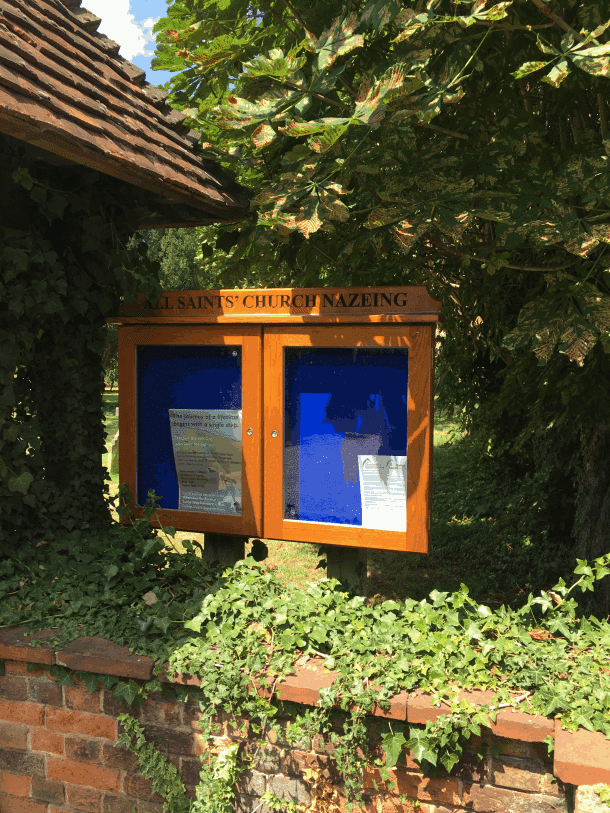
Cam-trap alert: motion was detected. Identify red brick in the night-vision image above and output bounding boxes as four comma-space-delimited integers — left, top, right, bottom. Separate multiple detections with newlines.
46, 706, 116, 739
372, 690, 409, 721
136, 802, 164, 813
102, 792, 138, 813
141, 723, 196, 756
554, 723, 610, 785
181, 757, 203, 786
65, 735, 103, 763
0, 698, 44, 725
407, 690, 496, 725
275, 662, 338, 705
31, 776, 66, 804
0, 794, 48, 813
29, 679, 63, 706
101, 741, 138, 772
102, 691, 142, 719
0, 676, 27, 701
0, 627, 56, 665
0, 748, 45, 776
32, 727, 64, 754
65, 685, 102, 713
0, 721, 28, 749
123, 773, 165, 803
463, 783, 565, 811
47, 756, 120, 791
381, 798, 420, 813
491, 708, 554, 742
140, 695, 183, 726
56, 636, 154, 680
363, 766, 461, 807
491, 755, 544, 792
0, 770, 31, 796
4, 661, 46, 677
66, 782, 102, 812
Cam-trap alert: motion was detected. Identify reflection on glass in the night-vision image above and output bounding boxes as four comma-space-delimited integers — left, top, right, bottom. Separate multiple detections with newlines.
283, 347, 409, 529
137, 345, 241, 514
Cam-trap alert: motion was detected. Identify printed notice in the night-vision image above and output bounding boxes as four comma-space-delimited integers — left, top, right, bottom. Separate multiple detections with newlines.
358, 455, 407, 531
169, 409, 242, 515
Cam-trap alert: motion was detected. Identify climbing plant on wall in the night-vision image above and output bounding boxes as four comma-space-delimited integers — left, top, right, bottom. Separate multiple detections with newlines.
0, 133, 162, 548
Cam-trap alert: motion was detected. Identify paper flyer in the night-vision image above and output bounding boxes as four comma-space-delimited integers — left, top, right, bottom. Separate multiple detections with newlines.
169, 408, 242, 515
358, 455, 407, 531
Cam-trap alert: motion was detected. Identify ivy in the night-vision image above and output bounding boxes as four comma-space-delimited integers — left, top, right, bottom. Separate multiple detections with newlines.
0, 132, 162, 549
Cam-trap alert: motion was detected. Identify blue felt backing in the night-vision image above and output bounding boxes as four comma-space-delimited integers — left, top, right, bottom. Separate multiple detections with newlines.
283, 347, 409, 525
136, 345, 241, 508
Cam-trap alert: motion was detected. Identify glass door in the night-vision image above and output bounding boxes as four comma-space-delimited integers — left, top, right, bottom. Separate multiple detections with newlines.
118, 325, 262, 536
263, 326, 433, 552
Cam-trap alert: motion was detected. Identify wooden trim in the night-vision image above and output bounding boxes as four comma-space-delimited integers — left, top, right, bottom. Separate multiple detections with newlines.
262, 326, 432, 553
110, 286, 443, 325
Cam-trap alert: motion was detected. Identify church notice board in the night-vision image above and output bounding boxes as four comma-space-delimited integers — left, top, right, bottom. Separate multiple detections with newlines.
110, 286, 442, 553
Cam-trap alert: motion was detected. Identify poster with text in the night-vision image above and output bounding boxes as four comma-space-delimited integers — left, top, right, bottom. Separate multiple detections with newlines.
169, 409, 242, 515
358, 455, 407, 531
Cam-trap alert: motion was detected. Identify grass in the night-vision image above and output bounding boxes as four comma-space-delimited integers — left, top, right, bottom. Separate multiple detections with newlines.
103, 394, 560, 607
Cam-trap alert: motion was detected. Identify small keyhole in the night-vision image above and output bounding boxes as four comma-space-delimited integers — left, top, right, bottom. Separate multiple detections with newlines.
271, 430, 278, 438
247, 428, 253, 436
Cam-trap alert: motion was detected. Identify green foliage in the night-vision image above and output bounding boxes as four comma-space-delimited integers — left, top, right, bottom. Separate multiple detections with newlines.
162, 553, 610, 800
154, 0, 610, 586
117, 714, 190, 813
0, 133, 162, 547
0, 489, 220, 660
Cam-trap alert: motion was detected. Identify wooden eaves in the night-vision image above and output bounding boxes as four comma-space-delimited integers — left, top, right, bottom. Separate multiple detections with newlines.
0, 0, 251, 229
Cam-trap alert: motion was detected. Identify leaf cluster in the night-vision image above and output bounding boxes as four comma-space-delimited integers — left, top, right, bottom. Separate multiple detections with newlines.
165, 552, 610, 793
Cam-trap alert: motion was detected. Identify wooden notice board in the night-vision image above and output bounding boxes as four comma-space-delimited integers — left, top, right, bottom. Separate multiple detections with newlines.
110, 287, 442, 553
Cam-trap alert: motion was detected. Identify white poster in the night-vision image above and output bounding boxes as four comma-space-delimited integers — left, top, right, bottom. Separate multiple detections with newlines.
169, 409, 242, 515
358, 455, 407, 531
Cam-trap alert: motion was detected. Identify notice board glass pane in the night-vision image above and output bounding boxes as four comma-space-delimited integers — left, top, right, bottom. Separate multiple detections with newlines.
137, 345, 242, 514
283, 347, 409, 529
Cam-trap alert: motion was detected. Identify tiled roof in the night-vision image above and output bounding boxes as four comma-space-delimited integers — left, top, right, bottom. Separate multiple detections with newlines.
0, 0, 251, 227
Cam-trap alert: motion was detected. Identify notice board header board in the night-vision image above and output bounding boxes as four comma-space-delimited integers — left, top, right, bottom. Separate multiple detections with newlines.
112, 285, 442, 325
113, 287, 442, 553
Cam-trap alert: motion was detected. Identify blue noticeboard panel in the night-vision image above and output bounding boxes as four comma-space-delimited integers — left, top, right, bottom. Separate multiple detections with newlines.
137, 345, 241, 508
283, 347, 409, 526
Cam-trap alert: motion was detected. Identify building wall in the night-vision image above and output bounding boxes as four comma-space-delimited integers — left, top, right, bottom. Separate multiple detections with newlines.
0, 632, 607, 813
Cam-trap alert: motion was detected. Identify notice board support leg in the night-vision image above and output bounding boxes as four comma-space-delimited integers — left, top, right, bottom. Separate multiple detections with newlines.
326, 546, 367, 597
203, 533, 246, 568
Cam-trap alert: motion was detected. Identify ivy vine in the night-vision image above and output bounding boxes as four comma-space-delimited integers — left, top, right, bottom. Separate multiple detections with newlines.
0, 132, 162, 548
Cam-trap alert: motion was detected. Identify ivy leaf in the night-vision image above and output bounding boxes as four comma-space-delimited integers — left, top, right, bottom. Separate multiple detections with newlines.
381, 730, 407, 768
113, 680, 141, 705
7, 472, 34, 495
104, 564, 120, 580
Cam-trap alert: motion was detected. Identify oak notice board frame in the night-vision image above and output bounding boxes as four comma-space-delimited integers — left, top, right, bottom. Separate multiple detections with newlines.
111, 286, 442, 553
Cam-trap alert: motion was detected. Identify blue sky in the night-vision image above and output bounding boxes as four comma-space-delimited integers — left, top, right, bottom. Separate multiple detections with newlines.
84, 0, 174, 86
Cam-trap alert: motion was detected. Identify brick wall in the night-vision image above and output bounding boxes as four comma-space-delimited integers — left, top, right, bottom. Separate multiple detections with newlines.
0, 628, 608, 813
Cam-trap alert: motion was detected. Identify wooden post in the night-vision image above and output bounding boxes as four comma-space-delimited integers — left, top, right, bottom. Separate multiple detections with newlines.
203, 533, 246, 567
326, 546, 367, 597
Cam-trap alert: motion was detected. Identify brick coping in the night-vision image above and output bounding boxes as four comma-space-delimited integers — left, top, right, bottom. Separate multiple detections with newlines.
1, 625, 608, 785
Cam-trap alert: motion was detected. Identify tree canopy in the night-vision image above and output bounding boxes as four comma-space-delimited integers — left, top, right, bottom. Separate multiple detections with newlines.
153, 0, 610, 596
